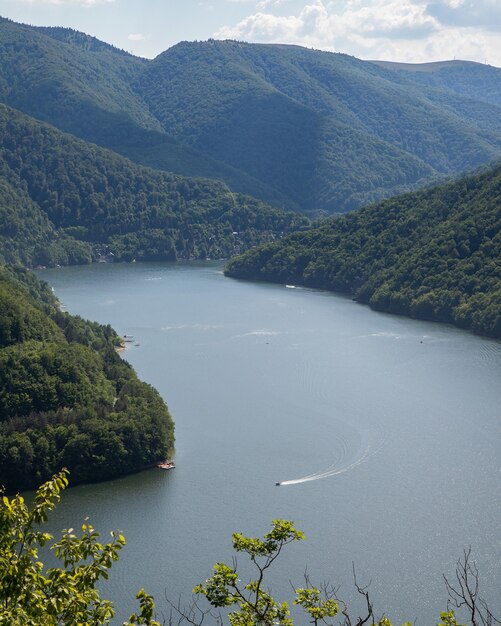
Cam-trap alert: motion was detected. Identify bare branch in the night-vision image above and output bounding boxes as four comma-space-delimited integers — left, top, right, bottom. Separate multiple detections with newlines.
444, 548, 500, 626
162, 593, 223, 626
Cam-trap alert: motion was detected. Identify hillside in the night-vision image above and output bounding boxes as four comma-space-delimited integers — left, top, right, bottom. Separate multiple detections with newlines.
372, 60, 501, 107
225, 164, 501, 338
0, 264, 175, 490
2, 18, 501, 214
0, 104, 307, 267
0, 18, 289, 209
137, 40, 501, 213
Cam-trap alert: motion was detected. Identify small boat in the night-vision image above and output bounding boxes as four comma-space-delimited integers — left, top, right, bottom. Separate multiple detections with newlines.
158, 460, 175, 470
275, 482, 281, 486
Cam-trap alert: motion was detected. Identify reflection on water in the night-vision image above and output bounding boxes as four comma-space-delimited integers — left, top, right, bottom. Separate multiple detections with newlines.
40, 262, 501, 625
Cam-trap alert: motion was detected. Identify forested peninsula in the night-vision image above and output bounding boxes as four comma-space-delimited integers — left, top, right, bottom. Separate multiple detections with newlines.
225, 164, 501, 338
0, 265, 174, 491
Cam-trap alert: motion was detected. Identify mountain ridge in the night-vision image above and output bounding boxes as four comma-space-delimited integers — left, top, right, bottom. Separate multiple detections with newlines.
2, 18, 501, 214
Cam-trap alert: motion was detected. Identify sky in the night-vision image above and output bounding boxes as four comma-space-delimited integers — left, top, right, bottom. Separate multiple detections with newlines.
0, 0, 500, 66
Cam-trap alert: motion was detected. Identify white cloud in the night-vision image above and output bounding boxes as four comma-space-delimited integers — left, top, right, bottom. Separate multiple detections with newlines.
216, 0, 437, 45
20, 0, 114, 5
128, 33, 147, 41
214, 0, 501, 66
426, 0, 501, 31
257, 0, 291, 8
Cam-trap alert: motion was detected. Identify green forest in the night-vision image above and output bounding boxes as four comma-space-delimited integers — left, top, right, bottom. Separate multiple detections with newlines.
2, 17, 501, 214
0, 264, 174, 491
0, 15, 499, 624
0, 104, 307, 268
225, 164, 501, 338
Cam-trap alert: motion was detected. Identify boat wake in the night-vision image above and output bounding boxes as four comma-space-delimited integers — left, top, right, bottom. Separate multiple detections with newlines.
276, 431, 387, 486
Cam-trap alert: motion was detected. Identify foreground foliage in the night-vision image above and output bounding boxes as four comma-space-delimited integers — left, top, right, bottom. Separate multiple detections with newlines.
187, 519, 495, 626
226, 164, 501, 338
2, 473, 497, 626
0, 470, 159, 625
0, 265, 174, 490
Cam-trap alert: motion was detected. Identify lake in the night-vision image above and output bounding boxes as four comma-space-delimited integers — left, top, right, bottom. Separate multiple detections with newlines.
39, 261, 501, 625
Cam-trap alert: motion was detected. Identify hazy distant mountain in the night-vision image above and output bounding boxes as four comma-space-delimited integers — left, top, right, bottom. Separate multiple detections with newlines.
1, 17, 501, 214
226, 163, 501, 338
371, 60, 501, 107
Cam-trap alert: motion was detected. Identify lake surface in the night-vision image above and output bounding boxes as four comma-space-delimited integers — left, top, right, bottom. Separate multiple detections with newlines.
40, 261, 501, 625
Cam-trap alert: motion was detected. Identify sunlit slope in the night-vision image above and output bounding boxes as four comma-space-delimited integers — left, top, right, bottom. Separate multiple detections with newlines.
2, 18, 501, 214
0, 18, 288, 207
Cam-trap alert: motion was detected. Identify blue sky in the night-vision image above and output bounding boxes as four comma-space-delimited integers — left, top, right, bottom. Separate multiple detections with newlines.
0, 0, 500, 66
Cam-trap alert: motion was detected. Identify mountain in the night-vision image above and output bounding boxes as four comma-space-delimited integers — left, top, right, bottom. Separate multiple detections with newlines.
0, 18, 290, 209
137, 41, 501, 213
0, 264, 175, 490
371, 60, 501, 108
0, 104, 307, 267
2, 17, 501, 215
225, 164, 501, 338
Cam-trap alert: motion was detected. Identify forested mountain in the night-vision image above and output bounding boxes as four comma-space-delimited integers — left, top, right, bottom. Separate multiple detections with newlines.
0, 18, 291, 209
0, 265, 175, 490
372, 60, 501, 107
2, 17, 501, 214
225, 164, 501, 338
140, 41, 501, 213
0, 104, 307, 267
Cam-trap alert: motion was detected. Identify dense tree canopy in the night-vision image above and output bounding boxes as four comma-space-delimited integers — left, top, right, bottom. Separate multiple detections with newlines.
0, 265, 174, 491
226, 164, 501, 338
138, 40, 501, 213
0, 104, 307, 268
2, 18, 501, 214
0, 17, 292, 209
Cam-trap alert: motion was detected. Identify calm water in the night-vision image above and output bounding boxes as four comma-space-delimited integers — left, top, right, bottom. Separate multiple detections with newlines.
39, 262, 501, 624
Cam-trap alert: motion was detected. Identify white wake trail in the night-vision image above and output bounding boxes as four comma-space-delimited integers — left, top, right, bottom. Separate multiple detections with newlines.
276, 431, 387, 486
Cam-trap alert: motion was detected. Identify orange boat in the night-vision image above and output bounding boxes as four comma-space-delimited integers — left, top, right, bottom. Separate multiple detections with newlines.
158, 460, 175, 470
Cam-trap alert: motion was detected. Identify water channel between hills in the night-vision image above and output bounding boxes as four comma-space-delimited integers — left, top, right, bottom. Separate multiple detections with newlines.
39, 261, 501, 625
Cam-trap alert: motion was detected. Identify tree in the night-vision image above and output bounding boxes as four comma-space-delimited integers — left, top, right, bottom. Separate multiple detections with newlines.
1, 472, 497, 626
193, 519, 408, 626
0, 469, 159, 626
191, 520, 500, 626
444, 548, 501, 626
